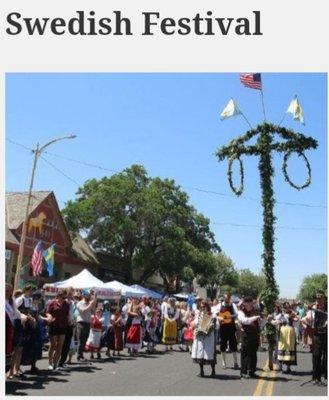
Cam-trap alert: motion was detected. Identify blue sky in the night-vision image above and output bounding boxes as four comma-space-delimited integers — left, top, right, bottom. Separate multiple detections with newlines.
5, 73, 327, 298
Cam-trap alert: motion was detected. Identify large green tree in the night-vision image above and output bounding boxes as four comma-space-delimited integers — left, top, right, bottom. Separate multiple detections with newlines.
297, 273, 327, 303
63, 165, 220, 288
198, 252, 239, 294
235, 268, 266, 299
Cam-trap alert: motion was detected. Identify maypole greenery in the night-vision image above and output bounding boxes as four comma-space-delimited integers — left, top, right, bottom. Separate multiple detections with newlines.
216, 122, 318, 312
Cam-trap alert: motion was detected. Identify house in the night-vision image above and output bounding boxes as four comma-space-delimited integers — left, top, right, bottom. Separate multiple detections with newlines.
5, 191, 99, 287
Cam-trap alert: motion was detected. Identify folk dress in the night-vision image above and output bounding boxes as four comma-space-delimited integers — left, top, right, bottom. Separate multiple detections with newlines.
191, 312, 216, 365
109, 314, 124, 351
85, 315, 103, 352
277, 316, 297, 366
126, 308, 143, 351
162, 306, 180, 345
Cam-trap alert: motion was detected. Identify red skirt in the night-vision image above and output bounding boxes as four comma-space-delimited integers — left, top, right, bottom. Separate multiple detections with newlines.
126, 324, 141, 344
184, 327, 194, 342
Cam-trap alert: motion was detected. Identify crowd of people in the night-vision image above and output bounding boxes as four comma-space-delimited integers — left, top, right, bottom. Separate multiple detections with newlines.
5, 282, 327, 387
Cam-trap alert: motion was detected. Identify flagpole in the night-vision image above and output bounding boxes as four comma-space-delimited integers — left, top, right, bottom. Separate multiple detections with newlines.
240, 111, 253, 130
260, 89, 266, 122
278, 113, 286, 127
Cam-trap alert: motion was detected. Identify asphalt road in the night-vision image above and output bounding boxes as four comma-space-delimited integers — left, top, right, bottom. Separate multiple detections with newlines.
6, 344, 327, 396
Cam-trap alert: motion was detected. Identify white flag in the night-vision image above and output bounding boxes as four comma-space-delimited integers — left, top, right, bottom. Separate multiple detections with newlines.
286, 96, 305, 125
220, 98, 241, 120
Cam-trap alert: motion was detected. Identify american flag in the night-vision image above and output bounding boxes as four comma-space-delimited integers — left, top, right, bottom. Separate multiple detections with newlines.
31, 240, 44, 276
239, 73, 262, 90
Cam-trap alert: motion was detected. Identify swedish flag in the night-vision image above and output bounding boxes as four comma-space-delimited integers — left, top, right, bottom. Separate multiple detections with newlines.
43, 244, 55, 277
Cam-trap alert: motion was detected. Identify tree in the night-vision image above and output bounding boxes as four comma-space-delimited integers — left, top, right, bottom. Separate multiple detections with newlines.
197, 252, 239, 296
297, 273, 327, 303
235, 268, 266, 299
216, 122, 318, 312
63, 165, 220, 287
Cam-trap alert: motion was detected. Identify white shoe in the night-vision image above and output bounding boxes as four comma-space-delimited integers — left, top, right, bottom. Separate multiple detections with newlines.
48, 365, 54, 371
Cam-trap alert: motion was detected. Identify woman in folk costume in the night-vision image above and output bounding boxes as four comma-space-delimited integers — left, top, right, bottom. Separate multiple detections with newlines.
277, 307, 298, 373
85, 308, 104, 359
126, 298, 143, 356
191, 301, 217, 377
162, 297, 180, 351
109, 307, 124, 356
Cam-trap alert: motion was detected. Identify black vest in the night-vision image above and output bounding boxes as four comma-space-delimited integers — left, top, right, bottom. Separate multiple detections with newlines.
241, 309, 260, 334
314, 309, 327, 335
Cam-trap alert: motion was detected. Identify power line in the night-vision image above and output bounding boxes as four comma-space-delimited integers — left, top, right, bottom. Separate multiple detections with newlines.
39, 155, 82, 187
6, 141, 325, 232
6, 137, 327, 209
6, 138, 33, 152
44, 150, 119, 174
211, 221, 326, 231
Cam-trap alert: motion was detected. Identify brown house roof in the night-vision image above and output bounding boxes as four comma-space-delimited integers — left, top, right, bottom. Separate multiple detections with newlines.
5, 217, 20, 245
6, 191, 52, 230
5, 191, 99, 266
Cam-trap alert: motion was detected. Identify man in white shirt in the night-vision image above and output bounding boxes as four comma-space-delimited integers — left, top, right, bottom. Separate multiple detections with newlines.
15, 285, 33, 313
238, 296, 261, 379
76, 290, 96, 362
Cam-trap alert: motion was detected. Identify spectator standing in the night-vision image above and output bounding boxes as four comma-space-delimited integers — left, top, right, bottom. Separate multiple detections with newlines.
46, 289, 70, 371
76, 290, 97, 362
59, 287, 75, 369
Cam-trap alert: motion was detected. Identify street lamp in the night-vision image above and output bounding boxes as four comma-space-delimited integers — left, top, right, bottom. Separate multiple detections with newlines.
13, 134, 77, 290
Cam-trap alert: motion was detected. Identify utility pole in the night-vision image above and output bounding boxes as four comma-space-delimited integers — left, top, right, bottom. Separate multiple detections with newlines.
13, 134, 76, 290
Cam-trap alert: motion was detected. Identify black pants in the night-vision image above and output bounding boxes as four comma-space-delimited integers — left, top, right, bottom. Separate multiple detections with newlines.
59, 325, 74, 365
76, 322, 90, 359
312, 333, 327, 381
267, 339, 276, 368
220, 325, 237, 352
240, 331, 259, 375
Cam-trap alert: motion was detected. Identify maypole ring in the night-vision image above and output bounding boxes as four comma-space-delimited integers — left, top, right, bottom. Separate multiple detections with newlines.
228, 156, 244, 196
282, 150, 311, 190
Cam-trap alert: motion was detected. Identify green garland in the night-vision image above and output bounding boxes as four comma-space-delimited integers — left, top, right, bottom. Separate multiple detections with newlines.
228, 156, 244, 196
282, 150, 311, 190
216, 122, 318, 313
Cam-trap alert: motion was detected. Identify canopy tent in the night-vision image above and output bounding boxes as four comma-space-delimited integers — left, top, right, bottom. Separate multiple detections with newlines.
104, 280, 145, 298
43, 269, 121, 300
130, 284, 162, 299
173, 293, 191, 299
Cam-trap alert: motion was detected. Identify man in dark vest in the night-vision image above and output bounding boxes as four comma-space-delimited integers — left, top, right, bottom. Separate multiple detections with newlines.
237, 296, 261, 379
312, 291, 327, 385
217, 293, 239, 369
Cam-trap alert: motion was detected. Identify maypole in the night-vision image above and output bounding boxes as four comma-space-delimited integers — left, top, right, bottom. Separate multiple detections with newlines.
217, 74, 318, 312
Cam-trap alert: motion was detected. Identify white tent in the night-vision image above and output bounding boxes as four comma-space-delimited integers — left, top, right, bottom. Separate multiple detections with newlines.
104, 280, 145, 298
130, 284, 162, 299
43, 269, 121, 300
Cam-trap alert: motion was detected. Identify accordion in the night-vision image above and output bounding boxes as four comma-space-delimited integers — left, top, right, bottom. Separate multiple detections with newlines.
196, 313, 214, 336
